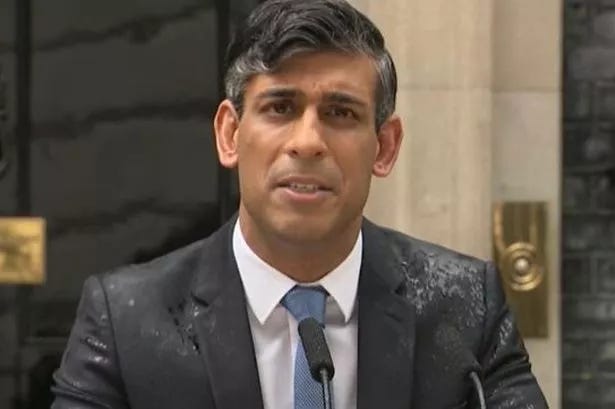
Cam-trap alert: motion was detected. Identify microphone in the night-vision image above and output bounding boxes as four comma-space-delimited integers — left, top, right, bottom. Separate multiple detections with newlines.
435, 324, 486, 409
298, 317, 335, 409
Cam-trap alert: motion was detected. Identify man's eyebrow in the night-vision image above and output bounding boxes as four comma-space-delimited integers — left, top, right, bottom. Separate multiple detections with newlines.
254, 88, 368, 108
255, 87, 298, 100
323, 92, 368, 107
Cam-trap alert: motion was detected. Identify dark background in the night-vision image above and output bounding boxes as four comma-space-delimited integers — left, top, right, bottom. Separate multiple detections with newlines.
0, 1, 259, 407
563, 0, 615, 408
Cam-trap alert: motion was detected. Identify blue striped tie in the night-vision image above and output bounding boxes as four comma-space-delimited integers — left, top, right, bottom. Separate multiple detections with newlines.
281, 286, 328, 409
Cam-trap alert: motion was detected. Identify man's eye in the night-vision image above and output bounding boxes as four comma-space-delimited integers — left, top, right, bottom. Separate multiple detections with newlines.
328, 106, 356, 119
267, 102, 293, 115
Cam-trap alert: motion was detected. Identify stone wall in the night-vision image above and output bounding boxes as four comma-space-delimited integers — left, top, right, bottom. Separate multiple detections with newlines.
353, 0, 562, 406
491, 0, 561, 405
354, 0, 493, 260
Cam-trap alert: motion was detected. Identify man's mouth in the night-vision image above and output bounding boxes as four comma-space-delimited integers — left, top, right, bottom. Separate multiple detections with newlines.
285, 183, 324, 193
276, 176, 333, 193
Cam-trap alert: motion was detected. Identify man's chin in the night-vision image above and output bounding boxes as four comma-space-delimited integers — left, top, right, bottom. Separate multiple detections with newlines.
271, 217, 333, 245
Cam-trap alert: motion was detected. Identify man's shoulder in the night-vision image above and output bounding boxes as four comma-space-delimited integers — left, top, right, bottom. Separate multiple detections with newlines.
94, 237, 210, 304
366, 221, 494, 334
366, 220, 488, 275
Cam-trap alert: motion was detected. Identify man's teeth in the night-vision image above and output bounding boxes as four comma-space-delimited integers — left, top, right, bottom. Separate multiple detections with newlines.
288, 183, 319, 192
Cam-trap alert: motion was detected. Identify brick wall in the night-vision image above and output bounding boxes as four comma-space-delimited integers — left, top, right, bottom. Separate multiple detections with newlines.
564, 1, 615, 407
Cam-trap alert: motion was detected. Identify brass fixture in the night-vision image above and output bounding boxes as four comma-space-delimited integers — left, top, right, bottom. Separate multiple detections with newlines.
0, 217, 45, 284
493, 202, 547, 338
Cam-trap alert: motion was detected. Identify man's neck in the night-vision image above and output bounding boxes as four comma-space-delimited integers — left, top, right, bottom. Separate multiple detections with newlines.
237, 215, 361, 283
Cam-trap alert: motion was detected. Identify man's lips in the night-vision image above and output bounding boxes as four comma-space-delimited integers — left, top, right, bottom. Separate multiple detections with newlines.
275, 176, 333, 193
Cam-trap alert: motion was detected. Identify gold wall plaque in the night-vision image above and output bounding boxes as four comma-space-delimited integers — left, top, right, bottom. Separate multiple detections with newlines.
493, 202, 547, 338
0, 217, 46, 284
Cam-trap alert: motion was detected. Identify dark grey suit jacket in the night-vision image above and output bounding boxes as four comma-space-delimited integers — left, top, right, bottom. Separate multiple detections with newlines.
52, 218, 547, 408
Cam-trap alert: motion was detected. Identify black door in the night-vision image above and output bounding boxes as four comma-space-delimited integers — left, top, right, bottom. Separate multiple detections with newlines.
0, 1, 258, 407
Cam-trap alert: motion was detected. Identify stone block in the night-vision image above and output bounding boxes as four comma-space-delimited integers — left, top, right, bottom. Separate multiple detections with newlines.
594, 10, 615, 42
493, 0, 561, 91
564, 124, 615, 168
597, 83, 615, 120
570, 46, 615, 81
371, 88, 492, 258
563, 338, 596, 375
563, 173, 615, 211
563, 216, 615, 251
563, 175, 590, 210
595, 339, 615, 374
561, 402, 606, 409
564, 80, 592, 119
595, 257, 615, 295
564, 0, 591, 43
492, 91, 560, 199
563, 298, 615, 334
563, 378, 611, 407
563, 256, 592, 295
351, 0, 492, 89
593, 173, 615, 210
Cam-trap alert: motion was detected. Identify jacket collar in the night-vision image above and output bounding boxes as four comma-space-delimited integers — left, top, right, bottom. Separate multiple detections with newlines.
190, 216, 416, 409
191, 215, 265, 409
357, 219, 417, 409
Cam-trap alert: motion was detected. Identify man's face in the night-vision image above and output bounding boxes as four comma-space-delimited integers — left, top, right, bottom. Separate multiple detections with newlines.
215, 51, 402, 245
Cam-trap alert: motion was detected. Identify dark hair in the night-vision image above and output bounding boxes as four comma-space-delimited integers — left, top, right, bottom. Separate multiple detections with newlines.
224, 0, 397, 129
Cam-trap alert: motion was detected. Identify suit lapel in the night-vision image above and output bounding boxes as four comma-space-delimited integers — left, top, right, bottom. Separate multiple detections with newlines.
357, 219, 417, 409
191, 218, 264, 409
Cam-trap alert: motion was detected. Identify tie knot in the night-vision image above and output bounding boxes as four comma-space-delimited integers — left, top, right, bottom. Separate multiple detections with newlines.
281, 286, 327, 324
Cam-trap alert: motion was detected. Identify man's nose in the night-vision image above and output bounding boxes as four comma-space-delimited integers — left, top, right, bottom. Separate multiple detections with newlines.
285, 109, 327, 159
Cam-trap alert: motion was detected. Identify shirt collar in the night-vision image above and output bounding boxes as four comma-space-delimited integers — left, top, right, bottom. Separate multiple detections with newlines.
233, 220, 362, 325
318, 231, 362, 323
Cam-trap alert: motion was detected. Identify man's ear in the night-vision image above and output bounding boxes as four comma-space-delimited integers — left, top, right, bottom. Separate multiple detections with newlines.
214, 99, 240, 168
372, 115, 403, 177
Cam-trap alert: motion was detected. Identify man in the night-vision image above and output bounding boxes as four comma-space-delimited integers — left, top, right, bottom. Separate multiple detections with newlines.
52, 1, 548, 408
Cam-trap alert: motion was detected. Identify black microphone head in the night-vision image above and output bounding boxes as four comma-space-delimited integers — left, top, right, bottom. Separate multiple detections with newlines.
298, 317, 335, 382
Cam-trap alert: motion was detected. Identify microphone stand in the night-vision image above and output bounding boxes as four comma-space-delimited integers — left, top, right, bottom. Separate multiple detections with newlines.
469, 371, 486, 409
319, 368, 333, 409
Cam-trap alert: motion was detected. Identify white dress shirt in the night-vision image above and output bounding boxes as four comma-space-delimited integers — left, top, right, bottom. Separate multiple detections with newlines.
233, 221, 361, 409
